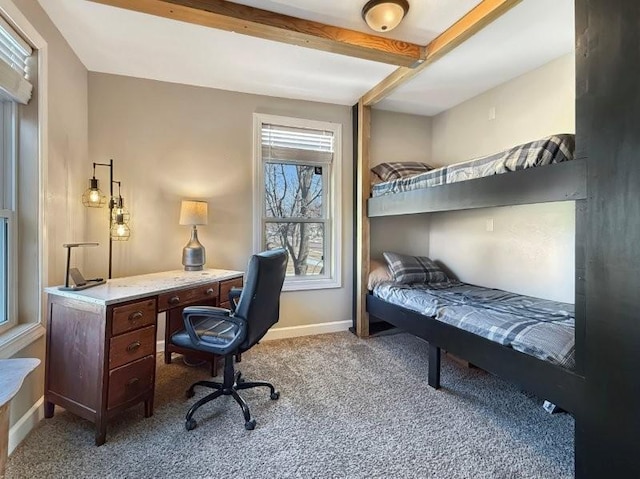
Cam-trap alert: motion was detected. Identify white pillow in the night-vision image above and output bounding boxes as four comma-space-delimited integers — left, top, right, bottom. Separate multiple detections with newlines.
368, 259, 392, 290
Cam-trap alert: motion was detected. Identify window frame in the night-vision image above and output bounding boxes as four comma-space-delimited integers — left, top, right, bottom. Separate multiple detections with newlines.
253, 113, 342, 291
0, 99, 17, 335
0, 0, 48, 358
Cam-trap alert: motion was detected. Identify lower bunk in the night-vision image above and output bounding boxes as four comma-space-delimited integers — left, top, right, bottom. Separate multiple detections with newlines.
366, 289, 585, 415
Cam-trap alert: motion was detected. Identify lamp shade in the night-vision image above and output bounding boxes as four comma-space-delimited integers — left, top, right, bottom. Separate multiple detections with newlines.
179, 200, 208, 226
362, 0, 409, 32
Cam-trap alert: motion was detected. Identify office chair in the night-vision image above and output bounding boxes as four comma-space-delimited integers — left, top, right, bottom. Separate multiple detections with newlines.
171, 248, 288, 431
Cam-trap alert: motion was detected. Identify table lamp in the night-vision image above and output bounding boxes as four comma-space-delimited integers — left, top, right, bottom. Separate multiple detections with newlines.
179, 200, 208, 271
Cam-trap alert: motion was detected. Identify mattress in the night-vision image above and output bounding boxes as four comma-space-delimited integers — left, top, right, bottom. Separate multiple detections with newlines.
372, 134, 576, 197
373, 281, 575, 369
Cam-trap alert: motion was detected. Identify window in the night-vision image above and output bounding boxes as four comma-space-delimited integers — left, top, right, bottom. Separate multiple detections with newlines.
254, 114, 342, 291
0, 98, 18, 334
0, 0, 40, 348
0, 6, 36, 342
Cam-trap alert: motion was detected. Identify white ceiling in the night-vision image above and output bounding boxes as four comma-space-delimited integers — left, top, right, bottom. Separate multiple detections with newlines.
38, 0, 574, 116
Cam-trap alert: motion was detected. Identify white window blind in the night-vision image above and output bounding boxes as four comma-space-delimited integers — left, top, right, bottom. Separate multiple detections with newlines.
261, 124, 334, 164
0, 15, 32, 104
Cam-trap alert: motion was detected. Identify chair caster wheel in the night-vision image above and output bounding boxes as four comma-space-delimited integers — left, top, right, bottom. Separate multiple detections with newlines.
185, 389, 195, 399
185, 418, 197, 431
270, 391, 280, 400
245, 419, 256, 430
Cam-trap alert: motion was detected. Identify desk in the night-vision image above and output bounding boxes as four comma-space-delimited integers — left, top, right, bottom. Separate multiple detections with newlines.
44, 269, 243, 446
0, 358, 39, 477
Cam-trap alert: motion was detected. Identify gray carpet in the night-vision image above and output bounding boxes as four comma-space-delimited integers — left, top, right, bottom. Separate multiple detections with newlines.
7, 332, 574, 478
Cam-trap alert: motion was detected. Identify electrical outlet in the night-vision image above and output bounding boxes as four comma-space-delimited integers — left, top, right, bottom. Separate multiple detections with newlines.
488, 106, 496, 121
486, 219, 494, 232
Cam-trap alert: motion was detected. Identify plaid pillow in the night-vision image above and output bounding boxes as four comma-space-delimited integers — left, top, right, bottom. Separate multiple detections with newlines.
372, 162, 433, 182
383, 252, 448, 284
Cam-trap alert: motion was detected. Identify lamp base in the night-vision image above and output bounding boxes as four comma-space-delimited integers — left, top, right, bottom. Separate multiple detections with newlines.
183, 265, 204, 272
182, 226, 206, 271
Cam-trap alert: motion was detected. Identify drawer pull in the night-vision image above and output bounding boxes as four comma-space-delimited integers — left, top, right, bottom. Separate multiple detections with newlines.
205, 288, 215, 296
128, 311, 144, 321
126, 341, 141, 353
168, 296, 180, 305
126, 377, 140, 387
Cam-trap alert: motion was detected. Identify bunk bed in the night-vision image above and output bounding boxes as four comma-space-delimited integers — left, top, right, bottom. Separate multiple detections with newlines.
357, 132, 587, 414
368, 134, 585, 216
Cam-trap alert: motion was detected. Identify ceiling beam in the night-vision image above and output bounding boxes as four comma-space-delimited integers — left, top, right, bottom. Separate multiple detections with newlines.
361, 0, 523, 106
88, 0, 426, 68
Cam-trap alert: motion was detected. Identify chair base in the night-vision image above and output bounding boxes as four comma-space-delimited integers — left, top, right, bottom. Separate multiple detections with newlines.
184, 355, 279, 431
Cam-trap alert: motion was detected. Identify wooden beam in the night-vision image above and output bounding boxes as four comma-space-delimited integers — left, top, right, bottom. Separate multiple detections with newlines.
356, 100, 371, 338
89, 0, 426, 68
361, 0, 523, 105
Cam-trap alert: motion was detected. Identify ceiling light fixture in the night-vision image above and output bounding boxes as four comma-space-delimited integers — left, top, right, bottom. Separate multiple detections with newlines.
362, 0, 410, 33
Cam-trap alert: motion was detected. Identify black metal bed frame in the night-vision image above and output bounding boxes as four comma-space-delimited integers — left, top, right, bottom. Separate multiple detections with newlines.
367, 294, 585, 414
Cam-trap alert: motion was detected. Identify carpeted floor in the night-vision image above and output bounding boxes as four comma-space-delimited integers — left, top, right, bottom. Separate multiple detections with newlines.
7, 332, 574, 478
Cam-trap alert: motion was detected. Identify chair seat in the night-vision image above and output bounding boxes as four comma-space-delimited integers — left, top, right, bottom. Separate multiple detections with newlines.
172, 316, 243, 355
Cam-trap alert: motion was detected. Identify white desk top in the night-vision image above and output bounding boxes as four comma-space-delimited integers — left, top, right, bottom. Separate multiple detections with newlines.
45, 269, 243, 306
0, 358, 40, 408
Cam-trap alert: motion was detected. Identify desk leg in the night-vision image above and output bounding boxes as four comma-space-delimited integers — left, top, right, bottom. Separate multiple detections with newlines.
43, 400, 55, 419
95, 416, 107, 447
0, 403, 8, 478
144, 397, 154, 418
163, 314, 172, 365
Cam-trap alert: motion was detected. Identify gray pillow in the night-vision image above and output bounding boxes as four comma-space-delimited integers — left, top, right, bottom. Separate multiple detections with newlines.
383, 252, 448, 284
371, 162, 433, 182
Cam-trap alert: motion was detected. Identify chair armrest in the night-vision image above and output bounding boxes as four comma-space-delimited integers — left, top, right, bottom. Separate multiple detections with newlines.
182, 305, 250, 351
228, 287, 242, 312
182, 306, 232, 346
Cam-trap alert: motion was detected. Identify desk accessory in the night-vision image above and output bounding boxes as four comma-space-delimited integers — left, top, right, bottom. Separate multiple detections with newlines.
59, 242, 106, 291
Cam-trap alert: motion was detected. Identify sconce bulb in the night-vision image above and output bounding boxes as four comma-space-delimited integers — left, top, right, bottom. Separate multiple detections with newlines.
116, 224, 127, 237
89, 189, 101, 203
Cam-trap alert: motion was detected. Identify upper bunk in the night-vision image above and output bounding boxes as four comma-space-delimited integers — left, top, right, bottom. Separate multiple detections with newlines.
367, 134, 586, 217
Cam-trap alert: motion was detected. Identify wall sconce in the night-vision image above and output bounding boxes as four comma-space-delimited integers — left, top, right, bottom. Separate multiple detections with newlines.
179, 200, 208, 271
362, 0, 410, 32
82, 159, 131, 278
81, 164, 107, 208
110, 186, 131, 241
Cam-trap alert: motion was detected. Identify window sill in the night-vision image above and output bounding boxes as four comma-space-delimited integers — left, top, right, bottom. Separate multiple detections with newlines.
282, 278, 342, 292
0, 323, 45, 359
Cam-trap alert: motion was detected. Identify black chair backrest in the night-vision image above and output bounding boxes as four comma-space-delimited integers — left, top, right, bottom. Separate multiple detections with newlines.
236, 248, 288, 352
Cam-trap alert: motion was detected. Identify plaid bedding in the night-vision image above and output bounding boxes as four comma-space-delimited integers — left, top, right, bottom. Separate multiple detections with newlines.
373, 281, 575, 369
372, 162, 433, 182
372, 134, 575, 197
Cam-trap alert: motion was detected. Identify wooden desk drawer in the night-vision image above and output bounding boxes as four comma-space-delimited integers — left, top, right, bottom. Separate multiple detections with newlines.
109, 326, 156, 369
112, 299, 156, 336
157, 282, 218, 311
220, 277, 243, 304
108, 355, 154, 410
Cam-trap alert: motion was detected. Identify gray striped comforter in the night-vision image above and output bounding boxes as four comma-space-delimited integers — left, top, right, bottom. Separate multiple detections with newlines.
373, 281, 575, 369
372, 134, 576, 197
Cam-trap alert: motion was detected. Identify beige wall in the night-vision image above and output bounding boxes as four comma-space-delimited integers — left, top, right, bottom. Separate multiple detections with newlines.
7, 0, 88, 429
431, 54, 575, 164
369, 110, 432, 260
87, 73, 353, 331
429, 54, 576, 302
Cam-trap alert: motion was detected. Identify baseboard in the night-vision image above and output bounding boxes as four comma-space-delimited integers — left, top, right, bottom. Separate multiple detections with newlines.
8, 396, 44, 455
157, 320, 352, 353
262, 320, 352, 341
